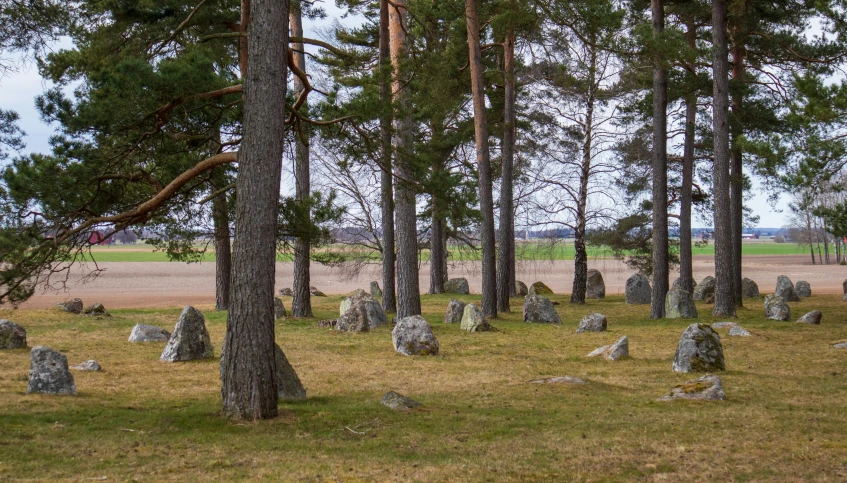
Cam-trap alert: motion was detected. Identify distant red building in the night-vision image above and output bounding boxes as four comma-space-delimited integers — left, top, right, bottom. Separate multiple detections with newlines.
87, 231, 112, 245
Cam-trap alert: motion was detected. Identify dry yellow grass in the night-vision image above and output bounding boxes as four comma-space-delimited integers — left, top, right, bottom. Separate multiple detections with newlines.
2, 293, 847, 481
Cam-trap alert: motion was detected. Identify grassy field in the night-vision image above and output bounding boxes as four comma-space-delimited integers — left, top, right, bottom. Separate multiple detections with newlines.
2, 294, 847, 480
80, 241, 815, 263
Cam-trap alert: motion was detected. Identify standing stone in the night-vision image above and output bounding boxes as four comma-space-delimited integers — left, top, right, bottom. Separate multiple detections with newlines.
57, 298, 83, 314
586, 270, 606, 299
529, 282, 553, 295
160, 306, 214, 362
274, 344, 306, 400
370, 281, 383, 297
625, 274, 651, 304
664, 288, 698, 319
461, 304, 497, 332
795, 281, 811, 298
728, 326, 751, 337
742, 278, 760, 298
82, 303, 110, 316
392, 315, 440, 355
659, 375, 725, 402
128, 324, 171, 342
672, 277, 697, 291
796, 310, 822, 325
587, 336, 629, 361
443, 299, 466, 324
0, 320, 26, 349
576, 313, 607, 333
335, 299, 371, 333
27, 346, 76, 395
274, 297, 287, 319
444, 278, 470, 295
672, 324, 725, 373
775, 275, 801, 302
515, 281, 528, 297
70, 360, 102, 371
339, 289, 387, 328
523, 294, 562, 324
764, 294, 790, 321
279, 288, 294, 296
693, 276, 716, 302
382, 391, 421, 410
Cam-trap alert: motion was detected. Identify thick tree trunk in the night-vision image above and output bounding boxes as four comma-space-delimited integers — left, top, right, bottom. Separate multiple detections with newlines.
730, 40, 745, 307
571, 44, 596, 305
679, 25, 696, 295
212, 171, 232, 311
466, 0, 497, 318
430, 212, 445, 294
650, 0, 669, 319
378, 0, 396, 313
390, 0, 421, 318
290, 0, 312, 318
238, 0, 250, 78
497, 28, 516, 311
711, 0, 736, 317
221, 0, 289, 419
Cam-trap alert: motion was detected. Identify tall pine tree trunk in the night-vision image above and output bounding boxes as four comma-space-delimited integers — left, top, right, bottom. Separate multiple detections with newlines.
711, 0, 736, 317
497, 27, 516, 311
730, 39, 745, 307
212, 169, 232, 311
221, 0, 289, 419
466, 0, 497, 318
378, 0, 396, 313
679, 22, 696, 295
390, 0, 421, 318
650, 0, 669, 319
430, 210, 446, 294
290, 0, 312, 318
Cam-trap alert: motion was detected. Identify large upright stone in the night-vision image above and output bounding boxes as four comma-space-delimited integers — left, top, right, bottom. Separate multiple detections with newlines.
625, 274, 651, 305
443, 299, 466, 324
128, 324, 171, 342
693, 276, 716, 302
672, 277, 697, 291
576, 313, 607, 333
775, 275, 801, 302
444, 278, 470, 295
672, 324, 725, 373
764, 294, 790, 321
339, 289, 387, 328
529, 282, 553, 296
274, 344, 306, 400
57, 298, 83, 314
0, 320, 26, 349
795, 281, 811, 298
27, 346, 76, 395
461, 304, 496, 332
523, 294, 562, 324
160, 306, 214, 362
742, 278, 760, 298
335, 300, 371, 333
392, 315, 439, 355
370, 281, 382, 297
664, 288, 698, 319
586, 270, 606, 299
274, 297, 287, 319
515, 281, 528, 297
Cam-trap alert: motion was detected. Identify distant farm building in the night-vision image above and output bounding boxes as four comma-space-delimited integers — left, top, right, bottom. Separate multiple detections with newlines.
741, 233, 759, 240
87, 230, 113, 245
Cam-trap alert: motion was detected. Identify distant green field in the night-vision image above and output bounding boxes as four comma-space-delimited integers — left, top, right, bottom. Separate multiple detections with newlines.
78, 240, 813, 262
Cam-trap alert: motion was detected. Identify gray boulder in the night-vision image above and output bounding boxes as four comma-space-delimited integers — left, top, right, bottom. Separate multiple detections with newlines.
664, 288, 698, 319
529, 281, 553, 295
82, 303, 110, 316
764, 294, 790, 321
728, 326, 751, 337
370, 281, 382, 297
160, 306, 214, 362
625, 274, 651, 304
672, 324, 725, 373
671, 277, 697, 291
711, 322, 737, 329
693, 276, 716, 302
339, 289, 387, 328
335, 300, 371, 333
382, 391, 421, 410
795, 281, 811, 298
834, 341, 847, 349
274, 297, 287, 319
27, 346, 76, 395
392, 315, 439, 356
586, 270, 606, 299
523, 294, 562, 324
274, 344, 306, 400
742, 278, 760, 298
128, 323, 171, 342
443, 299, 466, 324
279, 288, 294, 296
529, 376, 586, 384
0, 320, 26, 349
461, 304, 496, 332
659, 375, 725, 402
444, 278, 470, 295
576, 313, 607, 333
70, 360, 102, 371
515, 281, 528, 297
587, 336, 629, 361
775, 275, 801, 302
309, 286, 326, 297
796, 310, 822, 325
57, 298, 83, 314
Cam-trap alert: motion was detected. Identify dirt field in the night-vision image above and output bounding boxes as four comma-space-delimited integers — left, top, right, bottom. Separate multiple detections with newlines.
14, 254, 847, 309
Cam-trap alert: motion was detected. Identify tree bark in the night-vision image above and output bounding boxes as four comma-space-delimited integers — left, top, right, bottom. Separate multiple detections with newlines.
730, 38, 745, 307
290, 0, 312, 318
220, 0, 289, 420
389, 0, 421, 318
429, 211, 445, 294
571, 42, 596, 305
497, 27, 516, 312
379, 0, 397, 313
212, 170, 232, 311
466, 0, 497, 318
711, 0, 736, 317
679, 24, 697, 295
650, 0, 669, 319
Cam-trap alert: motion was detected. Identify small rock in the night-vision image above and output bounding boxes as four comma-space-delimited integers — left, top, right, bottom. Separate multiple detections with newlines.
317, 319, 337, 328
339, 289, 387, 328
461, 304, 496, 332
833, 341, 847, 349
659, 375, 725, 402
625, 274, 651, 304
309, 286, 326, 297
370, 281, 382, 297
796, 310, 822, 325
279, 288, 294, 296
443, 299, 466, 324
57, 298, 83, 314
576, 313, 607, 333
515, 281, 528, 297
128, 323, 171, 342
70, 360, 102, 371
160, 306, 214, 362
274, 297, 287, 319
587, 336, 629, 361
82, 303, 110, 317
274, 344, 306, 400
664, 288, 698, 319
693, 276, 716, 302
529, 376, 586, 385
742, 278, 760, 298
672, 324, 724, 373
392, 315, 439, 356
586, 270, 606, 299
529, 282, 553, 296
728, 326, 751, 337
27, 346, 76, 395
444, 278, 470, 295
843, 293, 847, 302
381, 391, 421, 410
0, 320, 27, 349
775, 275, 801, 302
795, 281, 811, 298
764, 294, 790, 321
711, 322, 738, 329
523, 294, 562, 324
